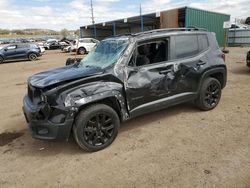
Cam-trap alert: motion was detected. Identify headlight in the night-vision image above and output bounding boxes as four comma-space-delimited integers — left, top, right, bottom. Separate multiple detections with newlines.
64, 95, 75, 107
75, 98, 86, 105
64, 95, 87, 107
40, 94, 47, 102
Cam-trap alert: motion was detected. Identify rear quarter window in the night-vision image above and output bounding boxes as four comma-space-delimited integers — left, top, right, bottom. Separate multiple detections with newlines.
174, 35, 199, 59
30, 44, 38, 48
198, 34, 209, 52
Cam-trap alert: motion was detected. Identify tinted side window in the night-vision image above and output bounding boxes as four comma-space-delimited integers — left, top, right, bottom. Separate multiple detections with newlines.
17, 44, 29, 48
81, 39, 92, 43
91, 39, 98, 43
198, 35, 209, 51
7, 45, 17, 50
29, 44, 38, 48
134, 39, 168, 67
174, 35, 199, 59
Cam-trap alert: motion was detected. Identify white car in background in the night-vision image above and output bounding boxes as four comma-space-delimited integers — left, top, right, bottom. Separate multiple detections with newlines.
229, 24, 250, 30
72, 38, 99, 55
39, 46, 45, 53
36, 42, 45, 53
62, 45, 72, 53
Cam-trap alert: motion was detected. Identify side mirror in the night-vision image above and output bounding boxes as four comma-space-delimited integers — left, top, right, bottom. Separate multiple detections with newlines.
65, 58, 83, 66
4, 48, 7, 51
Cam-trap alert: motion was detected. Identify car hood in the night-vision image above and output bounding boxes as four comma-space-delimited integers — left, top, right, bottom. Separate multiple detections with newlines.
29, 65, 103, 88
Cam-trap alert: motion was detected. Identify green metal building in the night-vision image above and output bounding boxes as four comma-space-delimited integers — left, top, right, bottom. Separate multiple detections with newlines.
185, 7, 230, 46
80, 7, 230, 46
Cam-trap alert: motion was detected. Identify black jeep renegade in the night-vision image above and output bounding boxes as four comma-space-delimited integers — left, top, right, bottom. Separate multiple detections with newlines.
23, 28, 227, 151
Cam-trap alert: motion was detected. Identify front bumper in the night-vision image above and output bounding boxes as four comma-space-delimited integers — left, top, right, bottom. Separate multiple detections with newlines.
22, 96, 74, 141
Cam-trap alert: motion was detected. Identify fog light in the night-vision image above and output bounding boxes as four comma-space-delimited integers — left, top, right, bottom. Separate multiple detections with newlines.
38, 128, 49, 135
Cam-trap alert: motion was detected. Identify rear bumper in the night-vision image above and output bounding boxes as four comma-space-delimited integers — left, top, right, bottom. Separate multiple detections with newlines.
22, 96, 74, 141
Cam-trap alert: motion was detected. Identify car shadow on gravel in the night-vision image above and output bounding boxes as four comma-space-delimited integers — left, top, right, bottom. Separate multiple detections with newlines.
230, 66, 250, 75
120, 102, 200, 132
1, 131, 83, 156
0, 131, 24, 146
1, 103, 200, 155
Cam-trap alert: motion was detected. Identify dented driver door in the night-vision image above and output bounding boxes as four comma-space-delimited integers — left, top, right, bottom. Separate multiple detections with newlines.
123, 34, 205, 117
123, 37, 177, 117
124, 62, 176, 117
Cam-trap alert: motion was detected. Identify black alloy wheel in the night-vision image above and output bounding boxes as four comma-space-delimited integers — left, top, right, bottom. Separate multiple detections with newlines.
196, 77, 222, 111
74, 104, 120, 152
84, 113, 115, 146
204, 80, 221, 108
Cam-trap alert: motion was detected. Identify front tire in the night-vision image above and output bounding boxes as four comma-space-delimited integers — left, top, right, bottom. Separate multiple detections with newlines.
196, 77, 222, 111
78, 47, 86, 55
28, 53, 38, 61
73, 104, 120, 152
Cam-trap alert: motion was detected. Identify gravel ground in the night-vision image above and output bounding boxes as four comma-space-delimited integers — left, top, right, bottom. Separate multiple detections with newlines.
0, 48, 249, 188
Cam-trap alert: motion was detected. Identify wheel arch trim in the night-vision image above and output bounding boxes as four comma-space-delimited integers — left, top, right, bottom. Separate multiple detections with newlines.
70, 90, 129, 121
198, 67, 227, 91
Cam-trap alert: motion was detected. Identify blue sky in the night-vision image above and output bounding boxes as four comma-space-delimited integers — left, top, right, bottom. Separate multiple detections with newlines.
0, 0, 249, 30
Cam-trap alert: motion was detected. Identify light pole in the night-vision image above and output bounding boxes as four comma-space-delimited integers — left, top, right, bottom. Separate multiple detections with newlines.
90, 0, 97, 38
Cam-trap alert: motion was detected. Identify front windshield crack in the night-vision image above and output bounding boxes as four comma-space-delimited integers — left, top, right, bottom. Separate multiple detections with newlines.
79, 38, 129, 69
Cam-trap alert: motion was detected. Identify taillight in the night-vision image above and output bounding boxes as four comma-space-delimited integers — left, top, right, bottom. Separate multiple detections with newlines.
221, 53, 225, 62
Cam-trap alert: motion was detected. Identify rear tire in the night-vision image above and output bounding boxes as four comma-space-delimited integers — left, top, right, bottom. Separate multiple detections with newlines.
196, 77, 222, 111
73, 104, 120, 152
28, 53, 37, 61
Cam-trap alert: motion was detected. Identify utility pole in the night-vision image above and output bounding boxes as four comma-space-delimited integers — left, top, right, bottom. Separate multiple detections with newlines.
90, 0, 97, 38
90, 0, 95, 25
140, 4, 144, 32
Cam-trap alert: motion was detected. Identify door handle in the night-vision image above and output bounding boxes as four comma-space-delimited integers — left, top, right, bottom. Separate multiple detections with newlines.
196, 60, 206, 66
159, 69, 171, 74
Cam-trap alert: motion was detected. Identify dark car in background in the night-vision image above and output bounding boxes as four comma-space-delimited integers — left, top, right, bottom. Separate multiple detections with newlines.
44, 39, 61, 50
245, 17, 250, 25
0, 43, 42, 64
247, 50, 250, 67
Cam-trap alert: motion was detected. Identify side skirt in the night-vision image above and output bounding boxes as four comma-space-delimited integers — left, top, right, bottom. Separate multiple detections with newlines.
129, 92, 197, 118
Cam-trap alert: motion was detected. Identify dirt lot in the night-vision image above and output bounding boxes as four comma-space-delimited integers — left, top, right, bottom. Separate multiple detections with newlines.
0, 48, 249, 188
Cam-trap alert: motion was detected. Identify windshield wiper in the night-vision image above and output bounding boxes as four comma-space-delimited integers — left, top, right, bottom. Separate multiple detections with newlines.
82, 65, 102, 69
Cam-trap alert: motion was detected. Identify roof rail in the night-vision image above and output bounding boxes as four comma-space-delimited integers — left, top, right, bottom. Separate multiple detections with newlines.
134, 27, 208, 36
106, 27, 208, 39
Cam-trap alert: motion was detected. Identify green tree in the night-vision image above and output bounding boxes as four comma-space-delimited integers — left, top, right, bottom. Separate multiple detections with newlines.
0, 29, 10, 35
75, 29, 80, 37
60, 29, 69, 37
239, 19, 246, 24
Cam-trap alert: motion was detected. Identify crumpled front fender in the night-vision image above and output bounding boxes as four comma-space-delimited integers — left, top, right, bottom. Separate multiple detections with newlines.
63, 82, 129, 121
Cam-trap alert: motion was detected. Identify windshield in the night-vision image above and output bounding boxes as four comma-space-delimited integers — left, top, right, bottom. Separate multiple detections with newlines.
79, 38, 129, 69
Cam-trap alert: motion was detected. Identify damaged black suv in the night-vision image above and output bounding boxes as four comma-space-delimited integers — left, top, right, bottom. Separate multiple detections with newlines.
23, 28, 227, 151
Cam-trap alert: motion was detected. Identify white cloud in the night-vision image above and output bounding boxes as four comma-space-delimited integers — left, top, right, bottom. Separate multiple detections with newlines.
0, 0, 249, 30
190, 0, 250, 20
